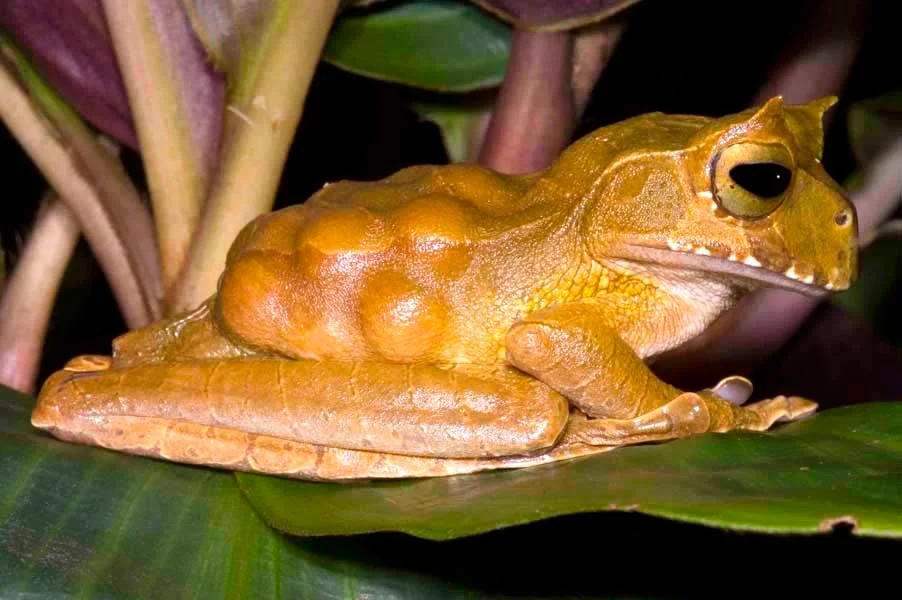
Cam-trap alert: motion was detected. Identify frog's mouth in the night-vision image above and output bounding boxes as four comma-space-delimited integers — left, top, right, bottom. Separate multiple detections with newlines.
617, 244, 842, 297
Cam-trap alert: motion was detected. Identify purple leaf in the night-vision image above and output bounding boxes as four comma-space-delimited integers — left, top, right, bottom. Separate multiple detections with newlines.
472, 0, 642, 30
0, 0, 137, 148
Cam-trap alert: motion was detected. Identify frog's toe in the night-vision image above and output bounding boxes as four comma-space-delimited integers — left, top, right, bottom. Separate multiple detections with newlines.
710, 375, 753, 406
767, 395, 818, 422
737, 395, 818, 430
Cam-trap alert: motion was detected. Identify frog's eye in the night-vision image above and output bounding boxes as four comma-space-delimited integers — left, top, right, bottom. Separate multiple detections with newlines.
712, 142, 794, 219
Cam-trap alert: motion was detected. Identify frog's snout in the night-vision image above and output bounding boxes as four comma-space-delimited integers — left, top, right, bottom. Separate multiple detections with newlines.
827, 202, 858, 292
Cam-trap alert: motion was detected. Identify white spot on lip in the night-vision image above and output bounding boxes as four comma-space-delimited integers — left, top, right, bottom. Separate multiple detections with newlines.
697, 191, 713, 199
666, 238, 681, 251
802, 274, 815, 284
743, 256, 762, 268
825, 282, 835, 290
785, 265, 800, 280
694, 247, 712, 256
727, 253, 738, 262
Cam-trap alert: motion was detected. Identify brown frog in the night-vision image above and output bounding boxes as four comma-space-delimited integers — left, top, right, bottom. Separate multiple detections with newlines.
32, 96, 858, 481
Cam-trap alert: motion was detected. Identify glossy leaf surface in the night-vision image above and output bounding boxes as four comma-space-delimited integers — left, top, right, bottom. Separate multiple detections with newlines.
323, 0, 512, 91
0, 386, 473, 597
238, 402, 902, 540
4, 385, 899, 597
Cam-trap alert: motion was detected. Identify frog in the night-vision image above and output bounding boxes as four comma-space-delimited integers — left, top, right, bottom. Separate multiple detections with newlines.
31, 96, 857, 481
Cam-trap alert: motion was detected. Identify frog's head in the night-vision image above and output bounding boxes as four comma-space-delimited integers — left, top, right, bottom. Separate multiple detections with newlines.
582, 96, 857, 295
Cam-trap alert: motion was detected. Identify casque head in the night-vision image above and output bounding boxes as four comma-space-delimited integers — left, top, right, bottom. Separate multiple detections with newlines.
577, 96, 857, 295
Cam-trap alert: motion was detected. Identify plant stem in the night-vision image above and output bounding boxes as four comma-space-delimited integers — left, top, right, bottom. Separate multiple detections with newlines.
168, 0, 340, 314
101, 0, 223, 291
458, 20, 624, 170
571, 20, 625, 116
477, 29, 575, 174
58, 131, 162, 317
0, 59, 158, 328
0, 193, 80, 394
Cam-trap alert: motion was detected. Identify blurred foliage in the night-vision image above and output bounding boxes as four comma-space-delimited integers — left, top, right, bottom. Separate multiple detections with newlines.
831, 88, 902, 344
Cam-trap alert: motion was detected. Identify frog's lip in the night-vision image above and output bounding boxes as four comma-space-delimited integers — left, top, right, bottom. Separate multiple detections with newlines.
616, 244, 840, 297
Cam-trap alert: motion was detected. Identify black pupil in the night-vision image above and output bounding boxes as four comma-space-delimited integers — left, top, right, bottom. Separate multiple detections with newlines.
729, 162, 792, 198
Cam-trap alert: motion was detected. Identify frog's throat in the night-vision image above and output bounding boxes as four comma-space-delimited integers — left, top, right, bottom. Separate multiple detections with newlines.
614, 245, 834, 297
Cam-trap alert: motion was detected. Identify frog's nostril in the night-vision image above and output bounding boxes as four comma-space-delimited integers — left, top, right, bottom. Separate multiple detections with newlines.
834, 209, 851, 227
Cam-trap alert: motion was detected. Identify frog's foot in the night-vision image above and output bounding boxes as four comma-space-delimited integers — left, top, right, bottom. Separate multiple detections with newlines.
567, 392, 817, 447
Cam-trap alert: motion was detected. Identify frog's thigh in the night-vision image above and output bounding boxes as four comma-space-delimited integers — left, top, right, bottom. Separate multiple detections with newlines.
32, 359, 569, 460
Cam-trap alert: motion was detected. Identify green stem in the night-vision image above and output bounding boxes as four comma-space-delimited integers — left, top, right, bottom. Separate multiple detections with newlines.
101, 0, 212, 291
0, 55, 159, 327
0, 194, 80, 394
168, 0, 340, 314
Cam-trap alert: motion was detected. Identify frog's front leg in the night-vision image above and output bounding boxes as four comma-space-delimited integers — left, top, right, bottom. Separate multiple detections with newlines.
32, 357, 569, 467
505, 304, 817, 447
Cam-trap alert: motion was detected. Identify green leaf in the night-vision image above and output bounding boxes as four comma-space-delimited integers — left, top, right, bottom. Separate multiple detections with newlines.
0, 385, 476, 597
410, 92, 495, 162
323, 0, 512, 92
237, 402, 902, 541
3, 383, 900, 597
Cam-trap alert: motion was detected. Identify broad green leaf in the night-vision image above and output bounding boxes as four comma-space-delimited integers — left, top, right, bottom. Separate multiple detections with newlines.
0, 385, 480, 597
323, 0, 512, 92
3, 384, 899, 597
410, 92, 495, 162
237, 402, 902, 541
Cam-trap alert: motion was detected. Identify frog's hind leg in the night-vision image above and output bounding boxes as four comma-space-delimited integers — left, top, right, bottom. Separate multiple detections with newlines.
31, 359, 572, 479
